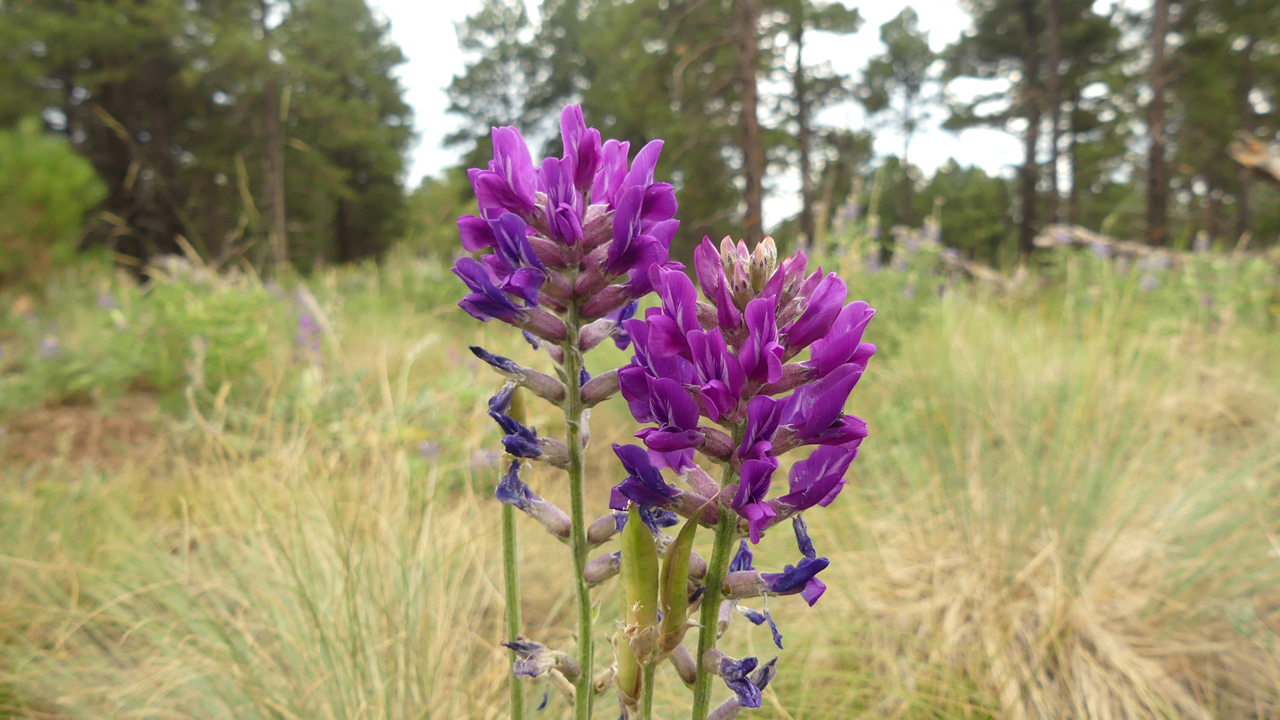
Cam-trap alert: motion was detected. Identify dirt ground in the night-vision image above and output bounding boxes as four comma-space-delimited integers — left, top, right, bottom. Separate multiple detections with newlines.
1, 393, 161, 468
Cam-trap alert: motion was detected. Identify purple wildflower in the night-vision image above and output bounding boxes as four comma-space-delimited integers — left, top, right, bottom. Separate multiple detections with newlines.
456, 105, 681, 337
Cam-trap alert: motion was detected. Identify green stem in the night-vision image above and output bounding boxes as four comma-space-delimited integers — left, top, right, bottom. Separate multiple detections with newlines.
501, 502, 526, 720
563, 303, 595, 720
639, 660, 658, 720
689, 470, 739, 720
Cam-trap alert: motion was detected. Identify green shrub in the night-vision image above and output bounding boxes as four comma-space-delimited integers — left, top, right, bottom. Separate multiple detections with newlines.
0, 118, 107, 288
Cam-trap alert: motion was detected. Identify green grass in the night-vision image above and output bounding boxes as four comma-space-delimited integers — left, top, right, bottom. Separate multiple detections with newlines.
1, 248, 1278, 719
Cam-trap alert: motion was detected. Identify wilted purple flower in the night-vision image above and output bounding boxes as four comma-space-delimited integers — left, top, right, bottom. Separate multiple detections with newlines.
488, 384, 543, 459
725, 556, 830, 606
716, 654, 762, 709
609, 443, 677, 509
608, 443, 719, 524
497, 460, 571, 539
417, 440, 440, 459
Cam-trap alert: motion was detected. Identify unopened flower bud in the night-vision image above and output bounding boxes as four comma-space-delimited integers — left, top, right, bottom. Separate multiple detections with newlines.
582, 368, 620, 407
750, 237, 777, 292
583, 551, 621, 586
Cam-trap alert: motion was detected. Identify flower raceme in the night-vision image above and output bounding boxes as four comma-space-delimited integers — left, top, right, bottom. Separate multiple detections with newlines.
608, 236, 875, 706
453, 105, 682, 345
616, 236, 875, 542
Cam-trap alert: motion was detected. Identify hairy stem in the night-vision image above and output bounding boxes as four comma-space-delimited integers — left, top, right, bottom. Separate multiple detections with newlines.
639, 659, 658, 720
690, 468, 738, 720
564, 302, 595, 720
501, 502, 526, 720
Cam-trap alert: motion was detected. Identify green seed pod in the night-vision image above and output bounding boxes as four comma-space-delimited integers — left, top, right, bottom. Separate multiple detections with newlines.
620, 505, 659, 629
658, 511, 700, 654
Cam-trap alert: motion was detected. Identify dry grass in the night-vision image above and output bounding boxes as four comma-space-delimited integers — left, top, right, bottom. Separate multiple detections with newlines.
1, 264, 1279, 719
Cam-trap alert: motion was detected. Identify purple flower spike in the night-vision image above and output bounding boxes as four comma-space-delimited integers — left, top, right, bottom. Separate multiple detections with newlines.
471, 126, 537, 216
609, 443, 677, 510
784, 273, 847, 354
739, 299, 785, 384
761, 556, 830, 606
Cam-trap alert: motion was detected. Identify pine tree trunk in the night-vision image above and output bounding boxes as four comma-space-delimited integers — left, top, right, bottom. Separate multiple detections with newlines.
1146, 0, 1170, 246
1045, 0, 1063, 224
260, 0, 288, 269
264, 76, 288, 268
794, 21, 815, 247
900, 132, 913, 227
735, 0, 764, 243
1018, 0, 1041, 254
1235, 36, 1256, 240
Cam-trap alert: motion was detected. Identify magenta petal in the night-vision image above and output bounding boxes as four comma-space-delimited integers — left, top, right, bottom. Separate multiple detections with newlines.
694, 237, 723, 298
640, 428, 704, 452
623, 139, 663, 189
646, 314, 690, 359
591, 138, 630, 207
786, 273, 847, 352
458, 215, 495, 251
738, 502, 777, 544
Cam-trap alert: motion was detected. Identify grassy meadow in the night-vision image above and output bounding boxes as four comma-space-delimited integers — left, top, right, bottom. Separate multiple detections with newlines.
1, 246, 1279, 719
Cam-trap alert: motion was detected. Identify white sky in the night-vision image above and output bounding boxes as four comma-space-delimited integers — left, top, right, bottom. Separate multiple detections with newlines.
372, 0, 1025, 228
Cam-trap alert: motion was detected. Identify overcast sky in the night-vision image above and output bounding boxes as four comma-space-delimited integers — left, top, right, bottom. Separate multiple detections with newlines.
371, 0, 1027, 227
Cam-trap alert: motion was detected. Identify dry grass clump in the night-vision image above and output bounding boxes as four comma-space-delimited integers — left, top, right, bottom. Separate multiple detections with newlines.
799, 297, 1280, 719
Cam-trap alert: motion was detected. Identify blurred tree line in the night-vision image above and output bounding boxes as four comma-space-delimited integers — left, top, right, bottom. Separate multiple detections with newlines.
0, 0, 412, 273
2, 0, 1277, 274
438, 0, 1280, 265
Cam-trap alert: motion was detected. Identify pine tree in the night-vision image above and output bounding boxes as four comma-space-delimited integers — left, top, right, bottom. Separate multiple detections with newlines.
858, 7, 938, 226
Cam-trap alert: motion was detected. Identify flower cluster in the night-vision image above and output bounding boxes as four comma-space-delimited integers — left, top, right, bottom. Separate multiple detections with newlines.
607, 235, 875, 706
453, 105, 682, 346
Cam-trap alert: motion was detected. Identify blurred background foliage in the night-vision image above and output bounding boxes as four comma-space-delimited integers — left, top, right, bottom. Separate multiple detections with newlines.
0, 0, 1278, 277
0, 117, 107, 288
